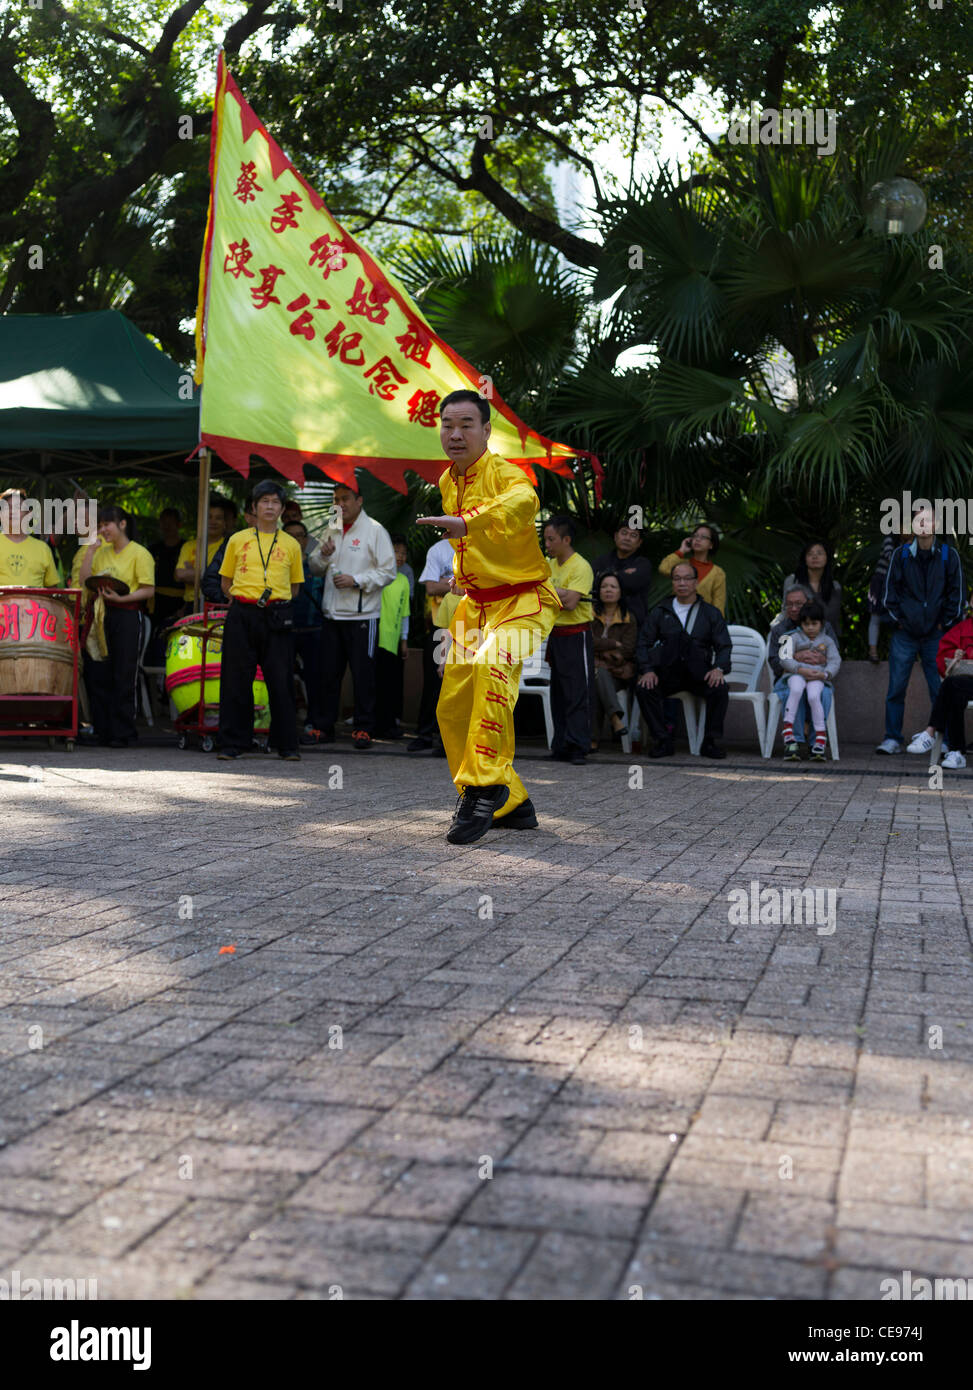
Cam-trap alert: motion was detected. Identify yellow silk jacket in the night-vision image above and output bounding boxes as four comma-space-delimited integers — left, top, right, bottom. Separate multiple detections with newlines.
438, 449, 554, 598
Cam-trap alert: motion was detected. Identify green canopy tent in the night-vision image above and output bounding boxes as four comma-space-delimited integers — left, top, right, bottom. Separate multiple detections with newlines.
0, 310, 201, 481
0, 309, 295, 603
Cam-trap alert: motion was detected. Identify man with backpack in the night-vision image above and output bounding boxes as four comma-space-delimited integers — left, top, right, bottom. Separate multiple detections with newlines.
876, 506, 964, 754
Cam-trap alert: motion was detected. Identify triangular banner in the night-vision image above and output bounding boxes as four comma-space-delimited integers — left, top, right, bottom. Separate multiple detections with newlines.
193, 53, 595, 495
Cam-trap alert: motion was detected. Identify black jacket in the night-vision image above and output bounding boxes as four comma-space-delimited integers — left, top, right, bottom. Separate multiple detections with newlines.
592, 551, 654, 623
883, 539, 963, 639
637, 596, 732, 682
201, 537, 229, 604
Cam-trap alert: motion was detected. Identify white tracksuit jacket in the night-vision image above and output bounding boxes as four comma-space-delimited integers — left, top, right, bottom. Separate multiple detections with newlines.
307, 509, 396, 621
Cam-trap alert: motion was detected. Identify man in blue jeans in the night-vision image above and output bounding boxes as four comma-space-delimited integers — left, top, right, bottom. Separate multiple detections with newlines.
876, 507, 963, 754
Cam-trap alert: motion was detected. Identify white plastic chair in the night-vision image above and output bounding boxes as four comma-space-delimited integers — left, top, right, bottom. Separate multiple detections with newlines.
671, 625, 768, 756
726, 624, 769, 756
619, 685, 636, 754
519, 637, 554, 747
763, 637, 839, 760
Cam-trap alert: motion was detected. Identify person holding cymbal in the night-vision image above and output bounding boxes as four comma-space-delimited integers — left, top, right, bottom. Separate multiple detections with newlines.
78, 506, 155, 747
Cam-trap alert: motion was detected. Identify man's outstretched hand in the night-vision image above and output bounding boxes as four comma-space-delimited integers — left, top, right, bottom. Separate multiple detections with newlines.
417, 515, 467, 539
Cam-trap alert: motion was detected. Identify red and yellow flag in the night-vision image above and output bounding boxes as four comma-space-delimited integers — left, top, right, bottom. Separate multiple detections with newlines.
194, 53, 590, 493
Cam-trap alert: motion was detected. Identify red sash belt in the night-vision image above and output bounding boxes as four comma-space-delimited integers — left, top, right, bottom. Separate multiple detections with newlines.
464, 578, 543, 603
550, 621, 591, 635
233, 594, 286, 605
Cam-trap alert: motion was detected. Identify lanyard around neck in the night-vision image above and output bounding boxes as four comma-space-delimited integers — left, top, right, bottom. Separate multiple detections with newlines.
254, 527, 277, 581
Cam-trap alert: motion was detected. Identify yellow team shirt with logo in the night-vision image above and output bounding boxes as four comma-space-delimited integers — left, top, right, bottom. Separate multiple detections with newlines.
92, 541, 155, 593
176, 536, 223, 601
549, 552, 594, 626
0, 534, 60, 588
220, 527, 303, 602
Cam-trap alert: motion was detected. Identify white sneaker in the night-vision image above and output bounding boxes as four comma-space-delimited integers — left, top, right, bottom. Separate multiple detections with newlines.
875, 738, 904, 755
942, 750, 967, 770
906, 731, 935, 754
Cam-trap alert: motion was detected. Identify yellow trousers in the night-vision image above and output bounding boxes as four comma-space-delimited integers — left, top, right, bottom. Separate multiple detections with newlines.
437, 584, 559, 815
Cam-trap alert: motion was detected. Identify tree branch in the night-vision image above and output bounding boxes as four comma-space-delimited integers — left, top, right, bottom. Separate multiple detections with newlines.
150, 0, 208, 69
459, 136, 604, 270
341, 160, 422, 234
0, 48, 56, 226
335, 212, 469, 236
223, 0, 287, 57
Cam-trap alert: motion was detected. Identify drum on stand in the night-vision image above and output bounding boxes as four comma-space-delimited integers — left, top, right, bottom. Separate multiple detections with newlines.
0, 591, 75, 696
164, 611, 269, 719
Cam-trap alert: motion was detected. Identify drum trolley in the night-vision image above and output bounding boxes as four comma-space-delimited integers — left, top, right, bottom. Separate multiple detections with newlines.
167, 602, 270, 753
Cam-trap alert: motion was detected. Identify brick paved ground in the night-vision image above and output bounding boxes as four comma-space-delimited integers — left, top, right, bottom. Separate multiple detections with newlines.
1, 739, 972, 1300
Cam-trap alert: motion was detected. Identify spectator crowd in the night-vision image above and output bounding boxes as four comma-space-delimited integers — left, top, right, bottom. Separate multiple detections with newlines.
1, 482, 971, 769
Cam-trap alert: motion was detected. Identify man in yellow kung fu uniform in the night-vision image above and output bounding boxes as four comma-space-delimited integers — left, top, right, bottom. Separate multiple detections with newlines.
418, 390, 561, 845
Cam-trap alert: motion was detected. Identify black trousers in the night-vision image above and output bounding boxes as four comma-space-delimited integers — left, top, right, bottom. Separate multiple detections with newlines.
414, 624, 444, 745
636, 662, 729, 743
929, 673, 973, 752
84, 605, 144, 744
294, 627, 326, 729
375, 646, 405, 734
547, 628, 595, 755
219, 601, 297, 755
320, 617, 378, 735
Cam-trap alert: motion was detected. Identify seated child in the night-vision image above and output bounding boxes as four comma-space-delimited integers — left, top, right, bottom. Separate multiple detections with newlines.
779, 599, 841, 761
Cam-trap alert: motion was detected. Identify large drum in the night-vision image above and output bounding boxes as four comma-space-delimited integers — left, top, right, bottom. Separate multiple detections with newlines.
164, 612, 268, 720
0, 591, 76, 696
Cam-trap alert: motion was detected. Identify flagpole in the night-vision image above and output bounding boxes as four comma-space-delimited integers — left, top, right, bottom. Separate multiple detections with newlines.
194, 446, 211, 612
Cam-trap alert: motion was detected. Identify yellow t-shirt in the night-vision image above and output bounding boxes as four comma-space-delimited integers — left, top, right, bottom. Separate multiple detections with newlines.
220, 527, 303, 602
176, 536, 223, 601
549, 552, 594, 625
92, 540, 155, 594
70, 539, 109, 589
0, 534, 59, 588
435, 589, 462, 631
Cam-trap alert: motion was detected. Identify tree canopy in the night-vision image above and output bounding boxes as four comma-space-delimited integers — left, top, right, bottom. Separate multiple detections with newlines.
1, 1, 970, 363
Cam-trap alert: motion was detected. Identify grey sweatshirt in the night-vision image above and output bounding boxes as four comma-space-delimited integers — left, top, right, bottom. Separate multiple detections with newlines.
779, 630, 841, 683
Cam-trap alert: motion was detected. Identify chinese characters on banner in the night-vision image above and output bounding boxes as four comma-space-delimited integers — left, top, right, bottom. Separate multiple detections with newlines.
219, 161, 440, 427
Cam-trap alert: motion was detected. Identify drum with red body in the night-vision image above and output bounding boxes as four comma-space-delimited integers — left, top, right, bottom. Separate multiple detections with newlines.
0, 591, 76, 696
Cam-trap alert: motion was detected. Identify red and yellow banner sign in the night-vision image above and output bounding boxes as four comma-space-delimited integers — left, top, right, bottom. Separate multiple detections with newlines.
194, 53, 587, 492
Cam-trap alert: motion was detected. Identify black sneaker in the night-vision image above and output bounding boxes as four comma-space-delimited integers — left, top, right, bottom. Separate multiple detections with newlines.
217, 750, 241, 761
407, 737, 433, 752
446, 785, 509, 845
569, 750, 587, 765
278, 750, 301, 762
649, 740, 675, 758
810, 746, 826, 763
700, 739, 726, 759
493, 797, 538, 830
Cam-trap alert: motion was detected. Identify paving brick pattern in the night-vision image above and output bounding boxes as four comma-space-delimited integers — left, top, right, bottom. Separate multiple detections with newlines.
1, 743, 972, 1300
